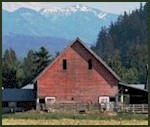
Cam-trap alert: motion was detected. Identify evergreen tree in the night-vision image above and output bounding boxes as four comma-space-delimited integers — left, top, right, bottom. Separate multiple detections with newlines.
91, 2, 148, 83
2, 48, 19, 88
22, 47, 54, 85
92, 27, 108, 58
34, 46, 53, 75
22, 50, 38, 85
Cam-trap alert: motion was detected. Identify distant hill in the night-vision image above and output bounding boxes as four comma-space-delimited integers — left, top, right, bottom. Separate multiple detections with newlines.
2, 34, 70, 57
2, 4, 118, 57
2, 4, 118, 44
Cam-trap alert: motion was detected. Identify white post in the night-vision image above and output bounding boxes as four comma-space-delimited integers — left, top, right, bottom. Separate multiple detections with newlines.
121, 88, 124, 103
37, 98, 39, 103
36, 98, 40, 110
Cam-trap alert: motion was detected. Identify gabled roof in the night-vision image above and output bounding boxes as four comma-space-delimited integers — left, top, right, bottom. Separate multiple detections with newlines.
33, 37, 121, 83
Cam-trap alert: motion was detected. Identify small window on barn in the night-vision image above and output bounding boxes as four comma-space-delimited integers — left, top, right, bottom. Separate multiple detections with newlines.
88, 59, 92, 69
63, 59, 67, 70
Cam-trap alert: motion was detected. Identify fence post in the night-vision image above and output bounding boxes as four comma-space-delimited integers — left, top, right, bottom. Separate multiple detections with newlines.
132, 104, 134, 113
88, 103, 90, 111
76, 103, 78, 112
142, 104, 144, 113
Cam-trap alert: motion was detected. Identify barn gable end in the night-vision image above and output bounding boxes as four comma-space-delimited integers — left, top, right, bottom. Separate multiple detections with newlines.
35, 38, 120, 105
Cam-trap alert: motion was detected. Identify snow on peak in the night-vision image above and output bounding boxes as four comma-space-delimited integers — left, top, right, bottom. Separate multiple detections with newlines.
2, 2, 107, 19
97, 13, 107, 19
39, 7, 60, 15
68, 4, 89, 12
40, 4, 91, 16
40, 4, 107, 19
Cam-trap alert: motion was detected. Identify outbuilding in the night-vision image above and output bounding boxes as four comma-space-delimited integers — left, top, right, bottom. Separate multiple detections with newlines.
2, 88, 36, 113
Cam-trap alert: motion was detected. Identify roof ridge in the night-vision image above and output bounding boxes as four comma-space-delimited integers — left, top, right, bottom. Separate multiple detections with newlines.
32, 37, 121, 83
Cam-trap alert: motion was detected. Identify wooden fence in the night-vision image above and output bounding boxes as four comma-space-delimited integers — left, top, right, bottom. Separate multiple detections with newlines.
120, 104, 148, 114
44, 103, 148, 114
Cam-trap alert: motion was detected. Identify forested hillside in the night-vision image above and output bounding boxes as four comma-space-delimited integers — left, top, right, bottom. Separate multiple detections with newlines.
92, 3, 148, 83
2, 3, 148, 88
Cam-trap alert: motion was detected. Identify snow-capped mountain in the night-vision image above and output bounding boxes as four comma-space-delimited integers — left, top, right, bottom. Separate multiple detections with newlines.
40, 4, 107, 19
2, 3, 111, 20
2, 3, 118, 57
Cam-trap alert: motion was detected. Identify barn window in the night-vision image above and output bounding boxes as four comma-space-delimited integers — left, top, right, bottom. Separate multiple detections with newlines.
88, 59, 92, 69
63, 59, 67, 70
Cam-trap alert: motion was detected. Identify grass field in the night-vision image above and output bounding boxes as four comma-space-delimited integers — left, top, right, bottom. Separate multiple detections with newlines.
2, 118, 148, 125
2, 111, 148, 125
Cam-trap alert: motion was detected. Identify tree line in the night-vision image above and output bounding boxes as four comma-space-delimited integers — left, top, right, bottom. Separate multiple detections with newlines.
2, 3, 148, 88
2, 47, 55, 88
91, 3, 148, 83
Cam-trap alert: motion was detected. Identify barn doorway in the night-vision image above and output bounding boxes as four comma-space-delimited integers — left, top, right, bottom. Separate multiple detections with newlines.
45, 97, 56, 112
99, 96, 110, 111
38, 97, 56, 111
39, 98, 46, 110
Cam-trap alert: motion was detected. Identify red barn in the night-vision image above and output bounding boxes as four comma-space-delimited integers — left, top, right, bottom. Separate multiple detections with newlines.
34, 38, 121, 108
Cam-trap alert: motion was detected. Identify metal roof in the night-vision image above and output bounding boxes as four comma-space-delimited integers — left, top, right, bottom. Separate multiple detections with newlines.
21, 84, 34, 89
128, 84, 145, 90
2, 88, 35, 102
119, 82, 148, 92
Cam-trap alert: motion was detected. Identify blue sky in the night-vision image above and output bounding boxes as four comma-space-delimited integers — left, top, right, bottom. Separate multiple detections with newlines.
35, 2, 146, 14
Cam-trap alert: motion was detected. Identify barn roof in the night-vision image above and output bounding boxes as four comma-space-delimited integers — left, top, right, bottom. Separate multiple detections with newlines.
128, 84, 145, 90
33, 37, 121, 83
2, 88, 35, 101
119, 82, 148, 92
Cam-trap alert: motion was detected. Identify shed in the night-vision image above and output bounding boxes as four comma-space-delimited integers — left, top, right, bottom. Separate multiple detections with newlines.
2, 88, 35, 101
118, 83, 148, 104
2, 88, 36, 113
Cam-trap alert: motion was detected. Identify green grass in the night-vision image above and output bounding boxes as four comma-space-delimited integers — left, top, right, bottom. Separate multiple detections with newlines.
2, 111, 148, 121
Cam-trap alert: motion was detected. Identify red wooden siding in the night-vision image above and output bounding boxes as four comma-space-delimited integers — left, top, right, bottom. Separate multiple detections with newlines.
37, 40, 119, 104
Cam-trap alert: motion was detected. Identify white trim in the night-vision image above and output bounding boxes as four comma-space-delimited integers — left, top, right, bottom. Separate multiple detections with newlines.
45, 97, 56, 104
36, 98, 39, 103
99, 96, 109, 104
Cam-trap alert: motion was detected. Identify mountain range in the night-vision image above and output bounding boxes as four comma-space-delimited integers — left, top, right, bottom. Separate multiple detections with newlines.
2, 3, 118, 57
